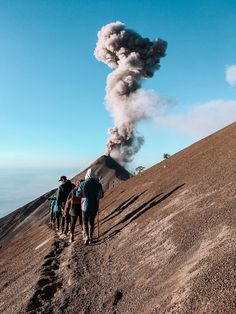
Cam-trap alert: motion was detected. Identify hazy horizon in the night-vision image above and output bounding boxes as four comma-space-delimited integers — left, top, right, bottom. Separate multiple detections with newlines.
0, 167, 79, 218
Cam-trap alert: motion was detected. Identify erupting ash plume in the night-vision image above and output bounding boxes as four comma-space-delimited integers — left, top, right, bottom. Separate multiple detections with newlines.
95, 21, 167, 163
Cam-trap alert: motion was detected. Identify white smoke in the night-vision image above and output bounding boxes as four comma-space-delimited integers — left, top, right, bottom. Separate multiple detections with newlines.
95, 21, 167, 163
226, 65, 236, 87
155, 100, 236, 137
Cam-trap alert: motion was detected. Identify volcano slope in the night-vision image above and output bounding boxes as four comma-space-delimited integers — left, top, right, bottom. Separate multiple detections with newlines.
0, 155, 130, 314
1, 123, 236, 314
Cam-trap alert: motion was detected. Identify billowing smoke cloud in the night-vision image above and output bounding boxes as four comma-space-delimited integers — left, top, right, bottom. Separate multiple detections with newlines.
95, 21, 167, 163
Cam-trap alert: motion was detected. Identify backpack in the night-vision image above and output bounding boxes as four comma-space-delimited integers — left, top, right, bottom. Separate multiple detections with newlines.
71, 188, 81, 205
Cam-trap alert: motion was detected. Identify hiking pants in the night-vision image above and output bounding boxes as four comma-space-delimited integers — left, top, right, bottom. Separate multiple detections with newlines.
61, 214, 71, 234
78, 208, 82, 226
82, 210, 96, 241
70, 216, 77, 236
69, 205, 82, 226
50, 209, 55, 224
54, 211, 61, 230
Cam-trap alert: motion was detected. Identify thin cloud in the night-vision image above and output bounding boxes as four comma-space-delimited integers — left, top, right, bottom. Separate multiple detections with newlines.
226, 65, 236, 87
155, 100, 236, 137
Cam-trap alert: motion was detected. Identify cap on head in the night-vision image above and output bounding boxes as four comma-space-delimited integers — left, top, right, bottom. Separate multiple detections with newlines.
59, 175, 67, 182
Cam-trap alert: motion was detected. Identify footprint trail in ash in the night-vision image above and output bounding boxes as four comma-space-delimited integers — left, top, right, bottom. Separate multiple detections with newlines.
25, 233, 68, 313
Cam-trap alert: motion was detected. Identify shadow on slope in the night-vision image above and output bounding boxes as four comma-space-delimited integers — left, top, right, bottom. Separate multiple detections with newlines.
101, 184, 185, 241
101, 190, 147, 224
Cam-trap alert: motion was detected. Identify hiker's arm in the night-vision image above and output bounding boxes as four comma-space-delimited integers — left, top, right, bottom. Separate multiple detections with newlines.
64, 198, 71, 216
64, 191, 72, 213
56, 187, 62, 207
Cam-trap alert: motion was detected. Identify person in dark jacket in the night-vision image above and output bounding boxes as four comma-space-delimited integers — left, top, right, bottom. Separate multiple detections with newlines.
79, 169, 104, 245
56, 175, 75, 235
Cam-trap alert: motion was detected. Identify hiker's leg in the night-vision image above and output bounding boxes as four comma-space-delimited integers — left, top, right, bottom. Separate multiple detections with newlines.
50, 209, 54, 225
70, 216, 77, 234
82, 211, 89, 244
60, 204, 66, 234
89, 211, 96, 243
61, 215, 65, 234
78, 207, 82, 226
70, 216, 77, 242
55, 212, 60, 230
52, 212, 56, 225
64, 214, 71, 235
78, 207, 83, 234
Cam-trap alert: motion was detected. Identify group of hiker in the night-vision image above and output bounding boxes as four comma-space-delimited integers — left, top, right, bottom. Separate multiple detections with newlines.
49, 168, 104, 245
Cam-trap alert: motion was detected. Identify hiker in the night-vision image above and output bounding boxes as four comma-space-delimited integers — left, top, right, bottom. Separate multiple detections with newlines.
49, 196, 56, 227
56, 176, 75, 236
79, 169, 104, 245
64, 179, 84, 243
53, 197, 61, 230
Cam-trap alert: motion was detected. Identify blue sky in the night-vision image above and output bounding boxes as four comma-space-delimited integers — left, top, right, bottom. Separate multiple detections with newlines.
0, 0, 236, 215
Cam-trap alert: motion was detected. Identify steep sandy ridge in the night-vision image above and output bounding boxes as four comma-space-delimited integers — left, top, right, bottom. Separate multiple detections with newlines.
0, 122, 235, 314
18, 121, 235, 314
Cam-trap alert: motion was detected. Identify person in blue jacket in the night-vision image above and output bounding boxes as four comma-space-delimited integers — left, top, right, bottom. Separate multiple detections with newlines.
49, 196, 61, 230
49, 196, 56, 227
79, 168, 104, 245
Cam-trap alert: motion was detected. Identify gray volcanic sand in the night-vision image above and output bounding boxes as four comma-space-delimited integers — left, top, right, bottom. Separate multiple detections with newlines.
0, 122, 235, 313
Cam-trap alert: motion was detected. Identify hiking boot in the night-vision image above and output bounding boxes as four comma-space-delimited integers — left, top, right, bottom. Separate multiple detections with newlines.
69, 234, 74, 243
84, 236, 89, 245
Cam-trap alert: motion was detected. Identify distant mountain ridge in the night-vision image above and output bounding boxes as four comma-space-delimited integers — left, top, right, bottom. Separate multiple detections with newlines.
72, 155, 131, 190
